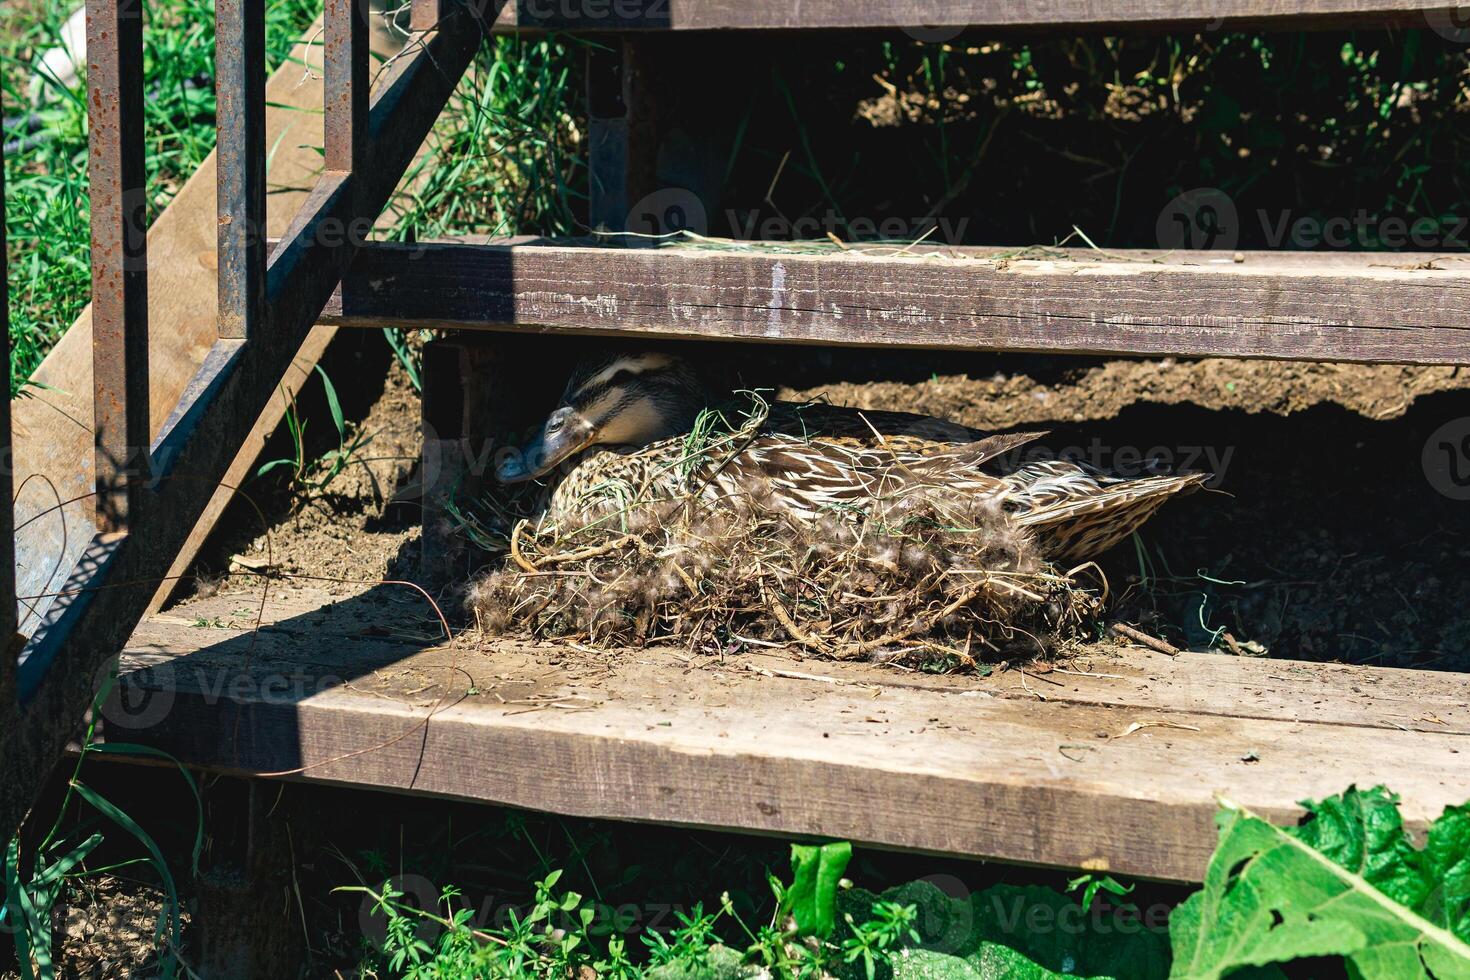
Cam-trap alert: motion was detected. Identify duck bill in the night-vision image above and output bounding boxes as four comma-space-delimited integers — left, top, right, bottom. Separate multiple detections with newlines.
496, 424, 595, 484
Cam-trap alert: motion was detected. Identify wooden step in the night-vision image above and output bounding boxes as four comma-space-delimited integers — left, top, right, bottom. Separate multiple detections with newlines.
320, 239, 1470, 365
111, 585, 1470, 882
486, 0, 1463, 32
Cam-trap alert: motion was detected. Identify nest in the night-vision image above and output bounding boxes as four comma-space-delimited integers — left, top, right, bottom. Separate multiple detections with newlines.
466, 399, 1103, 667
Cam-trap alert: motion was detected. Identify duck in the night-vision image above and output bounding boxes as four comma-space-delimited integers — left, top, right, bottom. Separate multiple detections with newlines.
494, 351, 1208, 563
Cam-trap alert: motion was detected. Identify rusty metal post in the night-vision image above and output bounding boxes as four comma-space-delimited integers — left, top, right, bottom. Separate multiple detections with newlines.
1, 154, 16, 709
325, 0, 369, 176
86, 0, 151, 532
411, 0, 450, 32
216, 0, 266, 340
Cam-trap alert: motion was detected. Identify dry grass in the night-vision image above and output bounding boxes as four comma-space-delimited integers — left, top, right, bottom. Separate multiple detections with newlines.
467, 400, 1101, 667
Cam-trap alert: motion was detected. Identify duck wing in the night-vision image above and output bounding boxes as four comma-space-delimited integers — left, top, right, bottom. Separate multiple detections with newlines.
767, 400, 990, 446
695, 432, 1044, 519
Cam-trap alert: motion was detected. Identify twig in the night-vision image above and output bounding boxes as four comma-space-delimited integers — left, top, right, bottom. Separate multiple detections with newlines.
760, 579, 832, 654
1110, 623, 1181, 657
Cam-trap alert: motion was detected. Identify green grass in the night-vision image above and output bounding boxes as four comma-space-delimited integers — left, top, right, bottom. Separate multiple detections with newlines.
344, 788, 1470, 979
380, 34, 585, 241
1, 0, 321, 395
0, 0, 584, 396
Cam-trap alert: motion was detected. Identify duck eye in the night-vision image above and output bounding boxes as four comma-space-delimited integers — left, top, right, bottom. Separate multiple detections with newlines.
546, 416, 564, 433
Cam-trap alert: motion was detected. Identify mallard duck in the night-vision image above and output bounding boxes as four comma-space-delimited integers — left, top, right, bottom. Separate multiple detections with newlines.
495, 352, 1207, 563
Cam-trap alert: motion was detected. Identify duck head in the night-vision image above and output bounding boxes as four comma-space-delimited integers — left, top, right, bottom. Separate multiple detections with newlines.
496, 351, 708, 483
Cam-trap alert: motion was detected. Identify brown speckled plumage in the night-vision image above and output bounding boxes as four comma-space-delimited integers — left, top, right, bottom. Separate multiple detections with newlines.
505, 351, 1206, 565
548, 428, 1205, 564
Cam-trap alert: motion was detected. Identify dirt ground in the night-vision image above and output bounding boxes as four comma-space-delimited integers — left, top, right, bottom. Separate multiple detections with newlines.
188, 343, 1470, 674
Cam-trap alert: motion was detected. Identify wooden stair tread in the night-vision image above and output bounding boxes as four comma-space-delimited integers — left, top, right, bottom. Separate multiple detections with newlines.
112, 586, 1470, 882
486, 0, 1462, 32
320, 240, 1470, 365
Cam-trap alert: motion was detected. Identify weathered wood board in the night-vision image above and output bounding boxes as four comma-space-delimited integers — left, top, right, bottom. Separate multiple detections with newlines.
110, 586, 1470, 882
487, 0, 1465, 31
320, 240, 1470, 365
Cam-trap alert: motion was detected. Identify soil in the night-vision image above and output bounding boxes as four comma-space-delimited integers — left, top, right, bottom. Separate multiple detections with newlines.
779, 359, 1470, 427
193, 350, 426, 597
184, 341, 1470, 673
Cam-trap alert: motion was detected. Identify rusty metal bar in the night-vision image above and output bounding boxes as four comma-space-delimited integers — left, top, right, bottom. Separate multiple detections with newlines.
87, 0, 151, 532
216, 0, 266, 340
411, 0, 449, 32
1, 154, 15, 709
266, 8, 484, 336
325, 0, 369, 175
2, 0, 480, 845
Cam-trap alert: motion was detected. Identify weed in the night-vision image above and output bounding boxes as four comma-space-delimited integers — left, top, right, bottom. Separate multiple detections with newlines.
2, 676, 203, 979
255, 365, 373, 499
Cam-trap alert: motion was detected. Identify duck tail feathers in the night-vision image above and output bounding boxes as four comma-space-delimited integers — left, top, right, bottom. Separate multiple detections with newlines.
1017, 472, 1209, 563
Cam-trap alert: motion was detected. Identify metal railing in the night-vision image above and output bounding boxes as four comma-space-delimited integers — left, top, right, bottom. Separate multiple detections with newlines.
0, 0, 485, 838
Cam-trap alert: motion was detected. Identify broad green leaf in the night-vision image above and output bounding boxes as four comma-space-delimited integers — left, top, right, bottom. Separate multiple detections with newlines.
255, 457, 296, 478
644, 943, 750, 980
1294, 786, 1429, 910
5, 836, 37, 980
1425, 804, 1470, 944
888, 944, 1084, 979
1169, 793, 1470, 980
31, 833, 103, 892
785, 841, 852, 938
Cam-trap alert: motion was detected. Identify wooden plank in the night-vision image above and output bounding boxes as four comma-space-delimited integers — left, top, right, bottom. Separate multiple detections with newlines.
324, 0, 370, 176
488, 0, 1465, 32
320, 240, 1470, 366
740, 651, 1470, 736
586, 38, 661, 233
109, 587, 1470, 882
128, 588, 1470, 737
